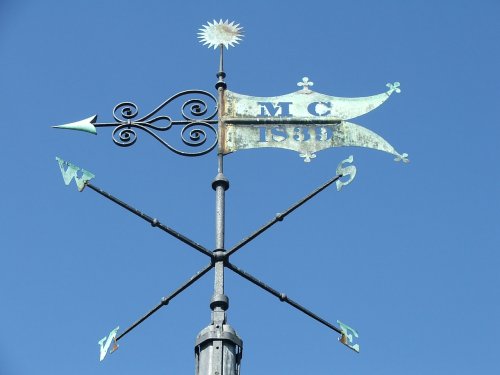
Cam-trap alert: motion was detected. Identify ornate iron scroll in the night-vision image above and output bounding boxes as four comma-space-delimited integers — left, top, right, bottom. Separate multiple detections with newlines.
54, 90, 219, 156
108, 90, 218, 156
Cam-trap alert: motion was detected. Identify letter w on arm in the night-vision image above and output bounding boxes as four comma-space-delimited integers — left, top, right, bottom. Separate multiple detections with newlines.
56, 157, 95, 192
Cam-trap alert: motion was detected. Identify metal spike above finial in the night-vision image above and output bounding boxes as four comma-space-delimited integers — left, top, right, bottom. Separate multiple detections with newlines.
198, 20, 243, 50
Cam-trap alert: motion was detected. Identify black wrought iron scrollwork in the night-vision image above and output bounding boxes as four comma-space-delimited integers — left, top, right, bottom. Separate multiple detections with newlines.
95, 90, 218, 156
113, 102, 140, 122
113, 125, 137, 147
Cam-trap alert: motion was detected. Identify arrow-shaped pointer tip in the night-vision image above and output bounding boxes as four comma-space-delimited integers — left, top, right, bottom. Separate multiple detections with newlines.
52, 115, 98, 135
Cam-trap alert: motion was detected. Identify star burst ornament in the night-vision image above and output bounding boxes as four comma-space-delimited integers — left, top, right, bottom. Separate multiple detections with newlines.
198, 20, 243, 49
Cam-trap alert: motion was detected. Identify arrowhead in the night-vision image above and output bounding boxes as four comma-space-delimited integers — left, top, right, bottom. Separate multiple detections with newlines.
52, 115, 98, 135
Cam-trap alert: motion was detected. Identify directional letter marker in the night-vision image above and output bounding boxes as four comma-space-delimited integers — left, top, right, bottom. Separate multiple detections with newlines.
336, 155, 357, 191
52, 20, 409, 374
338, 320, 360, 353
56, 157, 94, 191
98, 326, 120, 361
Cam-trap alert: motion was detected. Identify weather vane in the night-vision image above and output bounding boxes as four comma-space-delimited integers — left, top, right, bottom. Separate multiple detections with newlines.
53, 20, 408, 374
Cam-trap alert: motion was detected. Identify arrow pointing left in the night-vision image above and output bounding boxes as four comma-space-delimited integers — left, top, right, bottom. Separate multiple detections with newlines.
52, 115, 98, 135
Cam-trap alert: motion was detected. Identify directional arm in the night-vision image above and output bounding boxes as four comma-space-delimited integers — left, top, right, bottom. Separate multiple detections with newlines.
226, 262, 343, 335
55, 158, 212, 257
85, 181, 213, 258
52, 89, 219, 156
116, 263, 214, 343
226, 173, 343, 257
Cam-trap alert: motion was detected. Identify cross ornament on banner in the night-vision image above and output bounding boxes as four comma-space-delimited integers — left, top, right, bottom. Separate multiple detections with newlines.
297, 77, 314, 93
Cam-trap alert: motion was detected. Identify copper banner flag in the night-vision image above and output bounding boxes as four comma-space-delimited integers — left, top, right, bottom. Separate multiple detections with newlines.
220, 78, 408, 163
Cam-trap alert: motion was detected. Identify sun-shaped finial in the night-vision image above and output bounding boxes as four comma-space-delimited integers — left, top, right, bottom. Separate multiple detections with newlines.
198, 20, 243, 50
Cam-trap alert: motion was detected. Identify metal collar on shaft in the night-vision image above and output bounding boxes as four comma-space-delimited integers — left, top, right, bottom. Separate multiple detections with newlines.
212, 172, 229, 191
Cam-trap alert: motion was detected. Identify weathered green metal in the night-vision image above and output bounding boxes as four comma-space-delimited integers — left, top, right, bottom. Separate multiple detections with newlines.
52, 115, 97, 135
337, 320, 360, 353
223, 121, 408, 163
55, 157, 95, 191
98, 326, 119, 361
220, 80, 408, 162
223, 81, 400, 120
335, 155, 357, 191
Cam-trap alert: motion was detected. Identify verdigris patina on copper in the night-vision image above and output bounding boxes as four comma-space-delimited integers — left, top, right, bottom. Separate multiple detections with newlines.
220, 78, 408, 162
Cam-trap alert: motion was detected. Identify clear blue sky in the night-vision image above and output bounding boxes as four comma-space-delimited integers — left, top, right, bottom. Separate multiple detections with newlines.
1, 1, 498, 374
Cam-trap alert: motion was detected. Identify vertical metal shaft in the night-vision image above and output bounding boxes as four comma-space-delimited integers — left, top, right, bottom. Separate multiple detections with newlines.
212, 152, 227, 323
213, 44, 229, 325
195, 44, 242, 375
